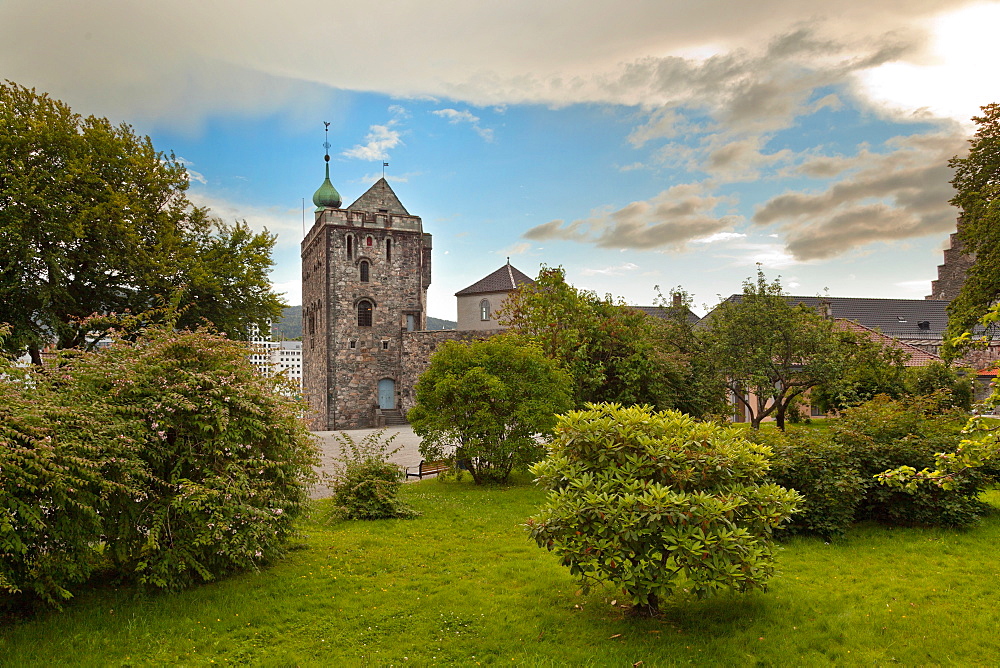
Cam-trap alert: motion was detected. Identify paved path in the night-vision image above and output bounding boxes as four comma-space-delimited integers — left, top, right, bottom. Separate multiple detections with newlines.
310, 426, 432, 499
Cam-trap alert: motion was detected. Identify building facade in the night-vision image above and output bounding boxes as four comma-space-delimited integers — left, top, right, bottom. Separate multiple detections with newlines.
301, 166, 433, 430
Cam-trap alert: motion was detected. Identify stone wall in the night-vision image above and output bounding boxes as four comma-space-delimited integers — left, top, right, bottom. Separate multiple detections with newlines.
399, 329, 504, 416
928, 227, 975, 301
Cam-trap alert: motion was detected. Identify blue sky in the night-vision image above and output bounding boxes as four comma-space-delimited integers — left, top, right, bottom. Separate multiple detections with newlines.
3, 0, 999, 318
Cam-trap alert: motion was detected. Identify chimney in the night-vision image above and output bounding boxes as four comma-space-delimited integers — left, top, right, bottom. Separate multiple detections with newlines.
819, 298, 833, 319
672, 292, 682, 308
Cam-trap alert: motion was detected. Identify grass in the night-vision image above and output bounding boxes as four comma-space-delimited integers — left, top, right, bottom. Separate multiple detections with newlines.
3, 480, 1000, 666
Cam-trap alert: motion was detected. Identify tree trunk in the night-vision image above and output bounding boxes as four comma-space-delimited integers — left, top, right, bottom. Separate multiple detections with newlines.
28, 345, 42, 366
775, 400, 786, 431
628, 592, 660, 617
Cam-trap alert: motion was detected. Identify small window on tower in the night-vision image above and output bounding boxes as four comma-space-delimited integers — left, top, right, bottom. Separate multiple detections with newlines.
480, 299, 491, 321
381, 340, 389, 350
360, 260, 370, 283
366, 236, 373, 247
349, 340, 356, 349
386, 238, 392, 262
346, 235, 353, 259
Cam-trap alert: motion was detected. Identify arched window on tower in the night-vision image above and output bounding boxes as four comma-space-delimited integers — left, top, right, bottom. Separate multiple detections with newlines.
346, 235, 353, 259
366, 235, 373, 247
480, 299, 491, 321
359, 260, 370, 283
386, 238, 392, 262
358, 300, 373, 327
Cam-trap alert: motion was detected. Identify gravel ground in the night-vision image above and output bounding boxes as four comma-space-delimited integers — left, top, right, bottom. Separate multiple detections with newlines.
309, 426, 432, 499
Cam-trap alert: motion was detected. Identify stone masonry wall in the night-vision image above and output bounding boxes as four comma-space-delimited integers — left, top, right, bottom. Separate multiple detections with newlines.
300, 219, 330, 430
328, 218, 429, 429
399, 329, 504, 417
928, 227, 975, 301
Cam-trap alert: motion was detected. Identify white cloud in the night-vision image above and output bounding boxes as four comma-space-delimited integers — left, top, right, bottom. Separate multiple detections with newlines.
186, 191, 304, 246
693, 231, 747, 244
432, 108, 494, 141
271, 279, 302, 305
342, 123, 403, 161
581, 262, 640, 276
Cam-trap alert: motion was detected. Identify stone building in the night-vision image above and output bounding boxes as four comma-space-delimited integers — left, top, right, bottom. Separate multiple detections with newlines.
301, 156, 433, 430
927, 222, 974, 301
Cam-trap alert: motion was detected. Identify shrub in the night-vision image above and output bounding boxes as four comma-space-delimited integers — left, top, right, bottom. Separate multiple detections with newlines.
329, 430, 417, 520
753, 428, 865, 539
527, 404, 801, 617
0, 322, 319, 607
832, 395, 989, 527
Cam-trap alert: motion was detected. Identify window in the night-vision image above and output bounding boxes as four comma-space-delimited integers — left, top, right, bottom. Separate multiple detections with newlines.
358, 300, 373, 327
346, 235, 353, 259
360, 260, 370, 283
381, 340, 389, 350
366, 235, 373, 247
406, 314, 415, 332
386, 238, 392, 262
349, 340, 356, 349
480, 299, 491, 321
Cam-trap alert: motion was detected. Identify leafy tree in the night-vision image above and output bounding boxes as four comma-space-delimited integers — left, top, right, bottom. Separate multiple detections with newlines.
702, 270, 861, 429
408, 335, 573, 484
527, 404, 801, 617
904, 361, 974, 411
809, 329, 909, 413
945, 103, 1000, 353
499, 266, 705, 414
0, 81, 284, 362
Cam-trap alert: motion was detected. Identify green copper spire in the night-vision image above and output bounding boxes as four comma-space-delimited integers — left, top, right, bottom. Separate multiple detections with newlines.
313, 122, 342, 210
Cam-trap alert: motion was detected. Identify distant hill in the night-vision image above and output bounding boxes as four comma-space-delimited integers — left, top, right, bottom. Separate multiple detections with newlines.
273, 305, 302, 339
427, 316, 456, 330
273, 306, 453, 337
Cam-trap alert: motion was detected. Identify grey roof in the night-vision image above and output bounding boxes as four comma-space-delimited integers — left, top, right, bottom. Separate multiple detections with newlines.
455, 264, 534, 296
633, 305, 701, 326
707, 295, 950, 339
347, 178, 410, 216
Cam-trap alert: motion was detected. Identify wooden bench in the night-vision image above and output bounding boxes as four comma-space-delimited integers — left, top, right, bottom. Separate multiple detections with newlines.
406, 460, 449, 479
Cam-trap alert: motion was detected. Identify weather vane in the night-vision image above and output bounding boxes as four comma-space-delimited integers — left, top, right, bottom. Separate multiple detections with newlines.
382, 161, 388, 179
323, 121, 331, 162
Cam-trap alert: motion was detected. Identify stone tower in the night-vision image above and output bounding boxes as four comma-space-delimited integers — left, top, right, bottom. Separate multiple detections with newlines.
301, 153, 432, 430
927, 221, 974, 301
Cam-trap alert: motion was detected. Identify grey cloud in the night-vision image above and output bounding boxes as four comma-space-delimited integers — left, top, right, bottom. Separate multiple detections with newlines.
523, 184, 737, 251
0, 0, 976, 131
752, 130, 966, 260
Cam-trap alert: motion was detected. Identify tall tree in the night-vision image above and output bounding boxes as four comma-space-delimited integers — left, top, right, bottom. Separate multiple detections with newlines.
408, 335, 572, 484
702, 270, 855, 429
498, 266, 706, 414
945, 103, 1000, 352
0, 81, 284, 362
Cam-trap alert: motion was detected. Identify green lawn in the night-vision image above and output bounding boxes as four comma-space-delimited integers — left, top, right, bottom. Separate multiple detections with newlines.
3, 479, 1000, 666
